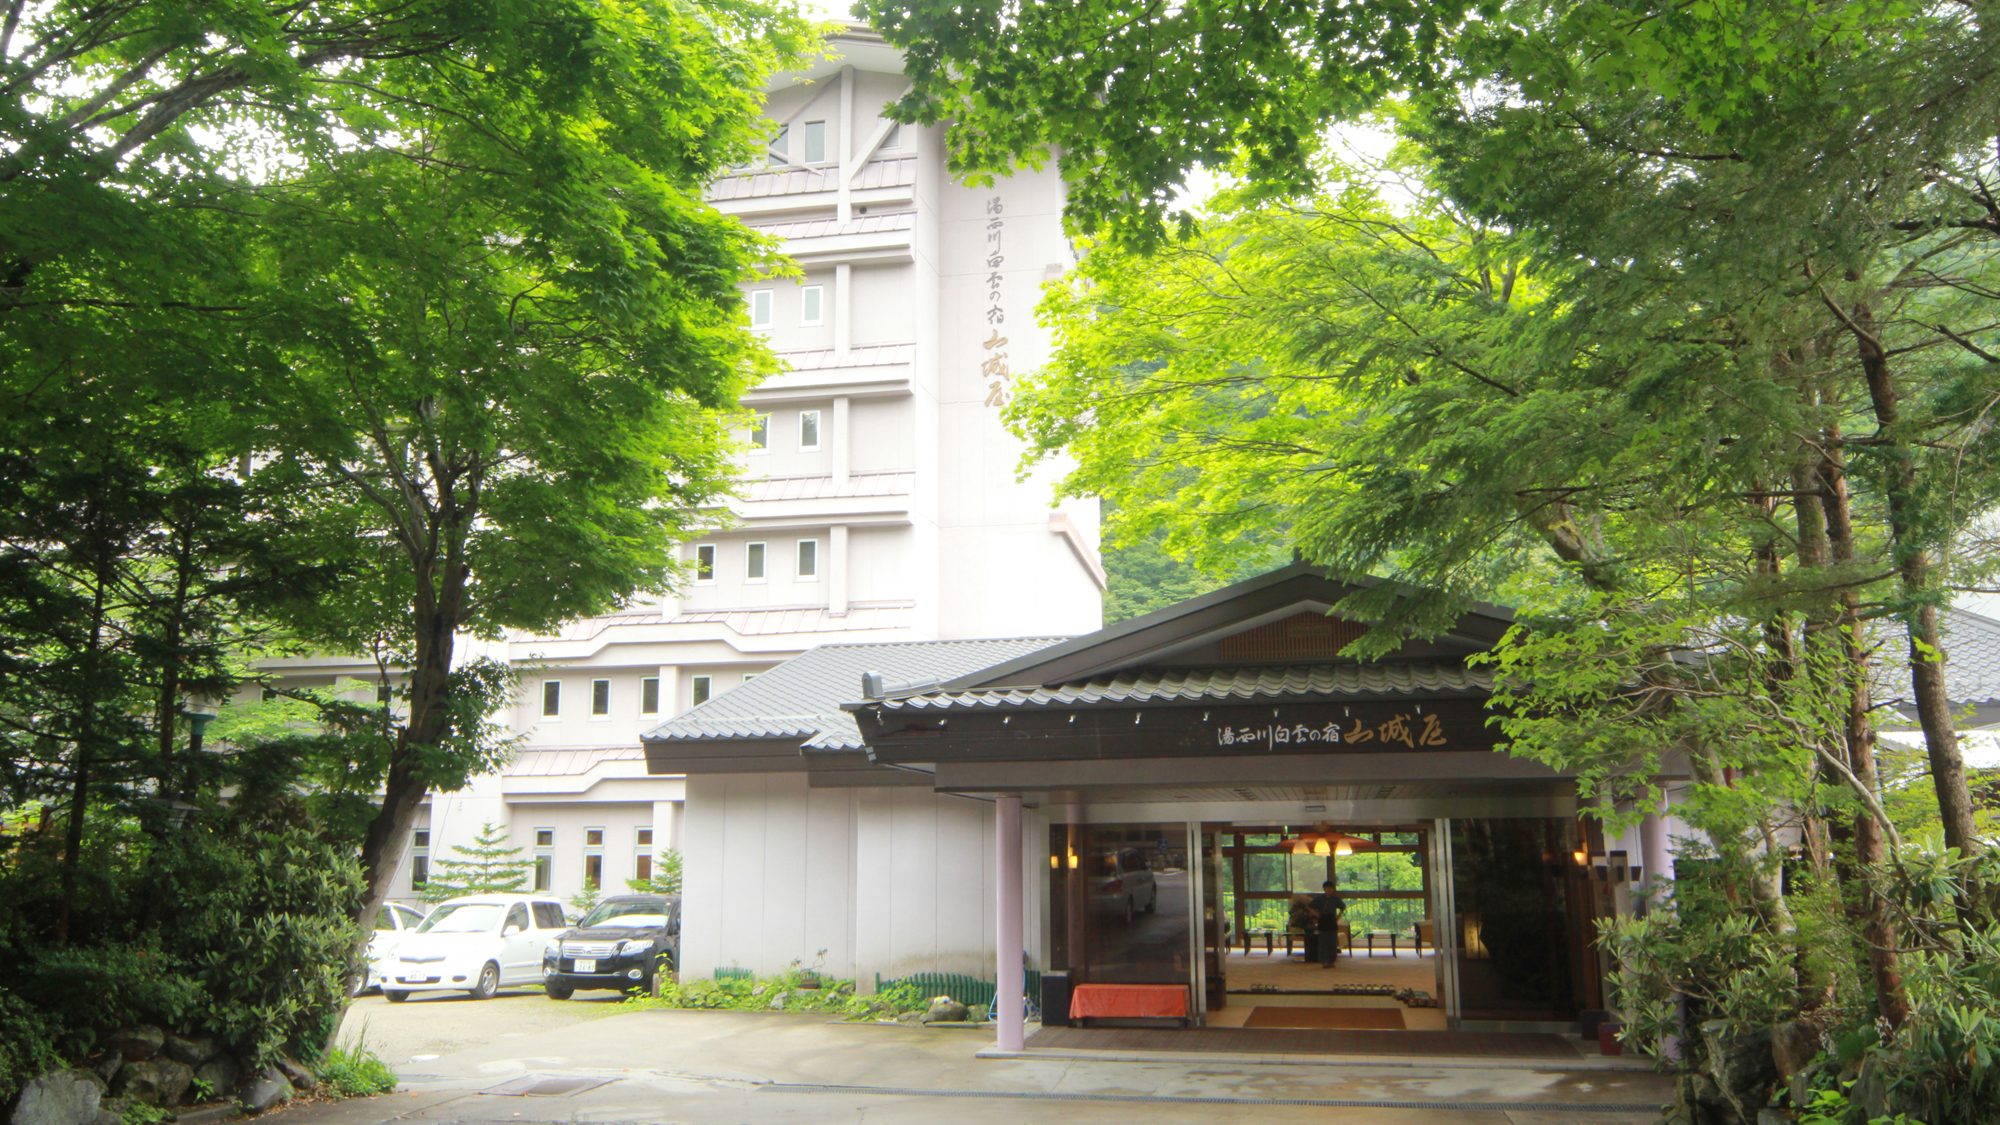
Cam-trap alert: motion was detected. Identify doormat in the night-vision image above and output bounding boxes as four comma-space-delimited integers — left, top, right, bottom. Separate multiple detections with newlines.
1242, 1007, 1407, 1030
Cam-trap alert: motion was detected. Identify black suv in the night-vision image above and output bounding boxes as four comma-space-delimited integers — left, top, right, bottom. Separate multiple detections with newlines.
542, 894, 680, 998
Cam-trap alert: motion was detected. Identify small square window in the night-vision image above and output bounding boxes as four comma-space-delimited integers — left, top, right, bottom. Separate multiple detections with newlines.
797, 539, 818, 580
585, 828, 604, 847
591, 679, 610, 717
748, 414, 768, 452
800, 285, 824, 326
692, 675, 712, 706
799, 410, 820, 451
803, 120, 826, 164
414, 831, 429, 848
746, 541, 766, 582
637, 828, 653, 847
641, 677, 660, 715
536, 829, 554, 847
695, 544, 715, 583
542, 681, 561, 718
749, 289, 773, 329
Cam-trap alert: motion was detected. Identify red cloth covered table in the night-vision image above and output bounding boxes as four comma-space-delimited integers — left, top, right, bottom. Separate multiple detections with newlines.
1069, 983, 1189, 1023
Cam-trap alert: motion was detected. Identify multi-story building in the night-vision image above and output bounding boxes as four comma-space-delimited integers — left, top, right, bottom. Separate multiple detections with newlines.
253, 25, 1104, 915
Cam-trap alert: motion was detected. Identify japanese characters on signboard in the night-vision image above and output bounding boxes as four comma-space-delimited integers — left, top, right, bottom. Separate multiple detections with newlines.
1213, 712, 1450, 750
981, 195, 1011, 407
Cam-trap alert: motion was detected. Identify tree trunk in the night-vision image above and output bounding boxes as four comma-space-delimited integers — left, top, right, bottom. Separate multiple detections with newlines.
1848, 299, 1982, 858
56, 549, 112, 945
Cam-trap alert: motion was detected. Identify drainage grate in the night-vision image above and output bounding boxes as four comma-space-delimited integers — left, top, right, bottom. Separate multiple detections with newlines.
758, 1082, 1662, 1113
480, 1077, 613, 1098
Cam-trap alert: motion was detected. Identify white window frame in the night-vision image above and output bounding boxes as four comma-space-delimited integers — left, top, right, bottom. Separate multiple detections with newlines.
541, 680, 561, 719
802, 119, 827, 164
533, 829, 555, 892
748, 288, 774, 329
880, 121, 901, 151
410, 831, 430, 891
798, 410, 821, 452
590, 678, 611, 720
796, 538, 819, 582
694, 543, 716, 584
745, 541, 766, 583
800, 285, 824, 327
640, 676, 660, 716
766, 123, 789, 166
748, 413, 769, 453
691, 675, 712, 706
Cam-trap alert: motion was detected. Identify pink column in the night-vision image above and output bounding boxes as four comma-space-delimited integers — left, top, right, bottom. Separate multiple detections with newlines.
996, 794, 1024, 1052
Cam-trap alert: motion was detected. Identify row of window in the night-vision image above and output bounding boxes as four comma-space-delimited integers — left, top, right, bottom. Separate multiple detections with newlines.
766, 118, 901, 168
744, 410, 818, 453
535, 672, 758, 718
746, 286, 821, 331
407, 828, 661, 892
692, 539, 818, 584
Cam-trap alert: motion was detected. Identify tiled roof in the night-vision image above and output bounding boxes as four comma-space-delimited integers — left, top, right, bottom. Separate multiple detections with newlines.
773, 342, 915, 371
872, 661, 1489, 713
746, 211, 914, 241
668, 600, 916, 636
505, 746, 642, 778
707, 157, 915, 202
644, 637, 1067, 751
743, 471, 913, 502
1872, 608, 2000, 707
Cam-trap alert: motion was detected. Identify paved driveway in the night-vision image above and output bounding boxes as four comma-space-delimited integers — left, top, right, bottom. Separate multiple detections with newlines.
336, 989, 627, 1068
299, 1004, 1674, 1125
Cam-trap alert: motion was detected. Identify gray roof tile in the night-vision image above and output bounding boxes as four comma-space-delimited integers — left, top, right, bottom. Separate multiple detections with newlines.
874, 661, 1489, 713
643, 637, 1067, 751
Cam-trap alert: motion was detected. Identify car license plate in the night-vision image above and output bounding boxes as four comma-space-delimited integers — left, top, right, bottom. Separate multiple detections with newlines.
572, 959, 595, 973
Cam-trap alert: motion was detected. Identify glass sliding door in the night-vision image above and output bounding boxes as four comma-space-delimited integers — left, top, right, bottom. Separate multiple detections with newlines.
1045, 822, 1193, 987
1447, 818, 1600, 1025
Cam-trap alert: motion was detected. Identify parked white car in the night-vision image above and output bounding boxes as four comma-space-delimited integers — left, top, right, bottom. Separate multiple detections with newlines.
362, 902, 427, 992
383, 894, 569, 1001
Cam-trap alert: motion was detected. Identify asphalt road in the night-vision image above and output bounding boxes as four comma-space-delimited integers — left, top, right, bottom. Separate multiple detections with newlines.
337, 987, 628, 1067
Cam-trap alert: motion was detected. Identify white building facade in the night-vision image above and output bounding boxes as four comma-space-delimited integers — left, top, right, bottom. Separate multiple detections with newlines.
252, 27, 1104, 959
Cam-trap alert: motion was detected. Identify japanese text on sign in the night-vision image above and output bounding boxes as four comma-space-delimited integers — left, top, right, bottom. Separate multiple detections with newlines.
982, 196, 1011, 406
1214, 713, 1448, 750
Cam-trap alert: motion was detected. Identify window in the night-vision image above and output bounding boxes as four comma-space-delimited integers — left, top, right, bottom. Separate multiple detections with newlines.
694, 543, 715, 583
799, 410, 821, 451
748, 289, 773, 329
582, 830, 603, 891
637, 828, 653, 847
586, 828, 604, 847
376, 682, 392, 704
504, 903, 529, 933
800, 285, 824, 326
880, 121, 901, 150
542, 681, 560, 718
745, 541, 766, 582
635, 853, 652, 882
691, 675, 712, 706
591, 679, 610, 717
532, 902, 565, 930
796, 538, 819, 581
748, 414, 768, 452
743, 673, 759, 684
410, 830, 430, 890
641, 677, 660, 715
533, 830, 553, 891
766, 123, 788, 166
802, 120, 826, 164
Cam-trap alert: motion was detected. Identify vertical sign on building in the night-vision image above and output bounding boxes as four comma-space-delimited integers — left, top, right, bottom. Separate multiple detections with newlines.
981, 195, 1011, 407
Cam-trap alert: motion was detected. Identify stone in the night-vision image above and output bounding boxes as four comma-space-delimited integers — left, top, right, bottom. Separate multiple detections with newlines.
103, 1028, 164, 1064
967, 1004, 990, 1023
97, 1098, 127, 1125
160, 1036, 216, 1068
9, 1070, 103, 1125
1755, 1111, 1790, 1125
767, 992, 788, 1011
272, 1057, 316, 1094
111, 1059, 192, 1108
1770, 1021, 1822, 1078
89, 1058, 121, 1089
1849, 1053, 1895, 1125
894, 1010, 923, 1024
923, 996, 969, 1024
1702, 1020, 1779, 1125
235, 1068, 291, 1115
191, 1056, 240, 1101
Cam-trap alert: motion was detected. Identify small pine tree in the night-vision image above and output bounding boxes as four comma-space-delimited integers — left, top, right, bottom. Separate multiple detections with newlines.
420, 822, 534, 903
625, 847, 683, 896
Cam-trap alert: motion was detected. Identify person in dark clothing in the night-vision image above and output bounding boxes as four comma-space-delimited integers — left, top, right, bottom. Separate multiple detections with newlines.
1309, 880, 1347, 967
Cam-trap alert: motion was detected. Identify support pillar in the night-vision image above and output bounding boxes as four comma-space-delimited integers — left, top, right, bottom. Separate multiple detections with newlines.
996, 794, 1024, 1052
1639, 793, 1673, 905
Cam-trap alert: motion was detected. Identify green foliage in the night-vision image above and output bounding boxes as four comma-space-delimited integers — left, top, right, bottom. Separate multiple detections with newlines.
314, 1042, 398, 1098
420, 823, 534, 904
625, 962, 929, 1021
0, 988, 63, 1109
626, 848, 684, 896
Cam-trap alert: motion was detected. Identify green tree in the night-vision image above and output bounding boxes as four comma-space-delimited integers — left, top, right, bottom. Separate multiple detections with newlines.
626, 847, 684, 896
420, 823, 534, 903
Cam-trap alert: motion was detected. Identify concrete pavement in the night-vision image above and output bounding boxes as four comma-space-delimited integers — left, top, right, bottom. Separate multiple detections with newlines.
296, 1003, 1674, 1125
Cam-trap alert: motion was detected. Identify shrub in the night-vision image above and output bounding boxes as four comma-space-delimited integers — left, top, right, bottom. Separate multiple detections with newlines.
0, 988, 62, 1106
315, 1042, 397, 1097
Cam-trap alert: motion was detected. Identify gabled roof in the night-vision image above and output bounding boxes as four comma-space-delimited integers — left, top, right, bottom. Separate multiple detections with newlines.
872, 661, 1493, 714
642, 636, 1066, 754
937, 562, 1514, 691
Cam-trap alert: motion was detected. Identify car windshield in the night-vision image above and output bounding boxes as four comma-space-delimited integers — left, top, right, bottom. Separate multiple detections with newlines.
416, 903, 504, 933
578, 900, 668, 929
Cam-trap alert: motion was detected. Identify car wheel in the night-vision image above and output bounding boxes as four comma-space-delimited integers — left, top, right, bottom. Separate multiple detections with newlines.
1123, 897, 1135, 925
384, 990, 410, 1003
1146, 887, 1159, 914
545, 982, 573, 1000
469, 962, 500, 1000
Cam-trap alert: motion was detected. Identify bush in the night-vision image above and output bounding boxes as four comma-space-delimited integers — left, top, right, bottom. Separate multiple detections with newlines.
315, 1042, 397, 1097
0, 988, 62, 1107
623, 961, 931, 1021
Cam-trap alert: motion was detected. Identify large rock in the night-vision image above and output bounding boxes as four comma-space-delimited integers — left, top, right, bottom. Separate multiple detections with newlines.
1847, 1053, 1900, 1125
111, 1059, 192, 1108
1701, 1020, 1778, 1125
923, 996, 970, 1024
103, 1028, 164, 1064
1769, 1021, 1821, 1077
88, 1059, 121, 1089
94, 1097, 126, 1125
235, 1068, 292, 1115
272, 1057, 316, 1094
9, 1071, 103, 1125
160, 1036, 216, 1068
191, 1056, 240, 1101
